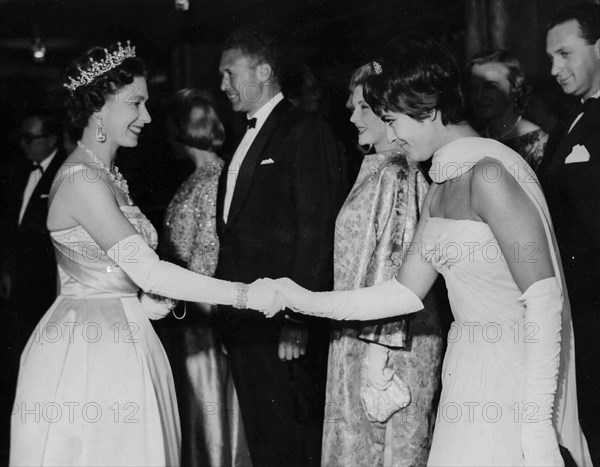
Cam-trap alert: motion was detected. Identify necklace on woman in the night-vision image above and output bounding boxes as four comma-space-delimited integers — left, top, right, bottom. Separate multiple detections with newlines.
77, 141, 134, 206
487, 115, 522, 141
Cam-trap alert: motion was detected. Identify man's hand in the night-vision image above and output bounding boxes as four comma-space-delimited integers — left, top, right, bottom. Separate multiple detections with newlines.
278, 320, 309, 361
0, 272, 11, 301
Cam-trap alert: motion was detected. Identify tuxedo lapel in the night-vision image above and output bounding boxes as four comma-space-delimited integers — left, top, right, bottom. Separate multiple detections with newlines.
20, 149, 65, 227
216, 163, 228, 234
35, 150, 64, 196
554, 100, 599, 161
568, 99, 600, 142
225, 100, 290, 229
12, 162, 31, 217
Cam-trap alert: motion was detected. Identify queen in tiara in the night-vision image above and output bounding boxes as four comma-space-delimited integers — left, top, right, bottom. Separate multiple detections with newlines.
10, 41, 284, 466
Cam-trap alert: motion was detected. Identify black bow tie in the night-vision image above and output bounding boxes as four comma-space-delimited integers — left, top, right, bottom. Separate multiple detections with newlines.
247, 118, 257, 130
30, 162, 44, 173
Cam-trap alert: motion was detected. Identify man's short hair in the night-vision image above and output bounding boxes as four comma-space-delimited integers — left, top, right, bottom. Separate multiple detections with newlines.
548, 2, 600, 45
23, 112, 59, 136
223, 29, 283, 83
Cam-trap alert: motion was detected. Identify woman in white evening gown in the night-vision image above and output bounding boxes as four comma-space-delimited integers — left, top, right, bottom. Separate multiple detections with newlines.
264, 35, 591, 467
9, 42, 283, 467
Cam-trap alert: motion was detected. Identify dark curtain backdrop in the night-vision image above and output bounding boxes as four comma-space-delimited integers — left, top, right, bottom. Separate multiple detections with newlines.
465, 0, 600, 132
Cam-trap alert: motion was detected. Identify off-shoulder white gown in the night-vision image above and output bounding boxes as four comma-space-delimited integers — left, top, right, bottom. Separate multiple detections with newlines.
10, 206, 180, 466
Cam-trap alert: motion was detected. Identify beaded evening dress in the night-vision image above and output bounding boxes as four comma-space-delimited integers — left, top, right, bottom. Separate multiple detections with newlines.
10, 200, 180, 466
502, 128, 548, 172
158, 159, 251, 467
322, 150, 445, 466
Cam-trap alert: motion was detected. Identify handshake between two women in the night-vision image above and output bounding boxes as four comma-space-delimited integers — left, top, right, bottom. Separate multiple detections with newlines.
249, 277, 424, 322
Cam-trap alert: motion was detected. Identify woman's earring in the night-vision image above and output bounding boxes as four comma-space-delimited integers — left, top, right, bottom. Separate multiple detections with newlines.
96, 116, 106, 142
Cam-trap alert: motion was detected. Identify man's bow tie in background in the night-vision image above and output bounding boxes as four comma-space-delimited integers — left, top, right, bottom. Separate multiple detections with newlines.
30, 162, 44, 173
247, 118, 257, 130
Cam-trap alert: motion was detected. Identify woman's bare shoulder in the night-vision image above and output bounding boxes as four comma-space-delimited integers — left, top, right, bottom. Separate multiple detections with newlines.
48, 162, 117, 230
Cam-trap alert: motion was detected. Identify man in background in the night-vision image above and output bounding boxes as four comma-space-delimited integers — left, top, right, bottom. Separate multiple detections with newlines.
0, 111, 66, 462
539, 3, 600, 463
216, 29, 345, 466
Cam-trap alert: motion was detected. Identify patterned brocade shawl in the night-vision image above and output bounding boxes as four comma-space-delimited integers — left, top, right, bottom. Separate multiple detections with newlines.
430, 136, 592, 467
334, 149, 429, 346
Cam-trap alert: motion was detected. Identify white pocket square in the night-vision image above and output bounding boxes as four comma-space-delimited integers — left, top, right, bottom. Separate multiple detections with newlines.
565, 144, 591, 164
260, 158, 275, 165
40, 194, 49, 199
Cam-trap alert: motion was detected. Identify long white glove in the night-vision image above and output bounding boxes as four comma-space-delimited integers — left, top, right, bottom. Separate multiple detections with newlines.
519, 277, 563, 466
106, 234, 284, 315
259, 277, 423, 320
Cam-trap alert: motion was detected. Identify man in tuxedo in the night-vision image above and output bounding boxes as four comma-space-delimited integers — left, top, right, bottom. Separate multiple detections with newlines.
216, 29, 345, 466
539, 3, 600, 462
1, 112, 66, 370
0, 112, 65, 463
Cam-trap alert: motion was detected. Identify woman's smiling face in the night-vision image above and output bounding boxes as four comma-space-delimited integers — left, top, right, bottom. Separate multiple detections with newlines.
349, 85, 389, 150
100, 76, 151, 148
380, 110, 437, 163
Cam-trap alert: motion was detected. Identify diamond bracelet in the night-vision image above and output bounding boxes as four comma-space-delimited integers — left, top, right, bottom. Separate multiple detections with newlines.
233, 283, 249, 309
158, 297, 177, 310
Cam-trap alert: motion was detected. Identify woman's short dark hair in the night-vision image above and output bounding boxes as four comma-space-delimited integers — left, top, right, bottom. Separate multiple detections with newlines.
467, 49, 532, 114
363, 35, 466, 125
64, 42, 147, 128
167, 89, 225, 153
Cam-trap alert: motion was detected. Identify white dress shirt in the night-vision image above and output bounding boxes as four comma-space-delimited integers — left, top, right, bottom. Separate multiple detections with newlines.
19, 149, 57, 225
223, 92, 284, 223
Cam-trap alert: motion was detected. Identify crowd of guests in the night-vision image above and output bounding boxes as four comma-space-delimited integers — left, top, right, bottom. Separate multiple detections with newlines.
0, 2, 598, 466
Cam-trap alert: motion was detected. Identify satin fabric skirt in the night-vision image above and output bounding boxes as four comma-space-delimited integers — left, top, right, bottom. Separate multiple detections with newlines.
10, 293, 181, 466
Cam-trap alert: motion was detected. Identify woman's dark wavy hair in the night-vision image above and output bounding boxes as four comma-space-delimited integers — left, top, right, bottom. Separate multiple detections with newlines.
167, 89, 225, 153
467, 49, 532, 115
64, 42, 147, 128
363, 34, 467, 125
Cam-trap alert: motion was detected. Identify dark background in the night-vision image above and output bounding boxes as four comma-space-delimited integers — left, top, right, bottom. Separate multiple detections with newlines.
0, 0, 594, 224
0, 1, 597, 464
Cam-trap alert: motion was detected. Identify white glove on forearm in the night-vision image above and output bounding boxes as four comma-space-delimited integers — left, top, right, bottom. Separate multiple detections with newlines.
260, 277, 423, 320
107, 234, 284, 314
519, 277, 563, 466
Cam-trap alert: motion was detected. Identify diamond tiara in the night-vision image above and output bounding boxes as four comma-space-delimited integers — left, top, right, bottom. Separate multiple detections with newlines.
63, 41, 136, 91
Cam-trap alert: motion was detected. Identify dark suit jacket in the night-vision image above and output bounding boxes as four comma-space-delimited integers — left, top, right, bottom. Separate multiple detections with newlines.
0, 149, 66, 333
216, 99, 345, 343
538, 97, 600, 315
